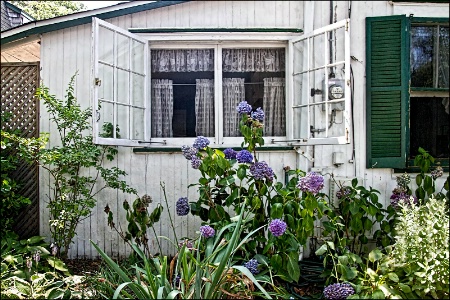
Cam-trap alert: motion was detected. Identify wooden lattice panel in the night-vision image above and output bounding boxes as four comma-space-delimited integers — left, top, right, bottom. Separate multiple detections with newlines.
1, 62, 40, 238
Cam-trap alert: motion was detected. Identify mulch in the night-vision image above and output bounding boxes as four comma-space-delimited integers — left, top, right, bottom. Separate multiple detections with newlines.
63, 258, 103, 276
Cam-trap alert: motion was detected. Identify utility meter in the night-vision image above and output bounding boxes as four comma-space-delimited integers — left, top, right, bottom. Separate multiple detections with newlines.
322, 78, 345, 111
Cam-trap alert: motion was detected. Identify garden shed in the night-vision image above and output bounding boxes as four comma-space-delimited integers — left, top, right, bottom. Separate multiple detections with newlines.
1, 0, 448, 259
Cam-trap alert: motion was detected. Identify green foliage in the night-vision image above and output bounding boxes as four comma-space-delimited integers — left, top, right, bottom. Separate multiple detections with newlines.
323, 177, 395, 254
105, 194, 163, 257
186, 111, 327, 283
10, 1, 86, 20
91, 204, 273, 299
0, 231, 83, 299
31, 73, 137, 258
0, 113, 48, 234
413, 147, 449, 204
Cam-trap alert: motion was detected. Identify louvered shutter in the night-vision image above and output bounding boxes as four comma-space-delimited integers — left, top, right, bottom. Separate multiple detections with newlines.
366, 16, 409, 168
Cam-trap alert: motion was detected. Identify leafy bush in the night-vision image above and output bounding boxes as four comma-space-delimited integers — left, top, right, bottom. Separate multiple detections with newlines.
181, 101, 328, 283
28, 73, 137, 258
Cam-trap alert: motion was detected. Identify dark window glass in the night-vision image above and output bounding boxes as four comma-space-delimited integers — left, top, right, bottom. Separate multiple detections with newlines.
410, 26, 435, 88
410, 97, 449, 159
438, 26, 449, 88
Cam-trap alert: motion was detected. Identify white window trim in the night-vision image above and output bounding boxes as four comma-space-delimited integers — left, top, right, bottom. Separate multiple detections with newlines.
288, 18, 351, 145
92, 17, 149, 147
147, 41, 291, 148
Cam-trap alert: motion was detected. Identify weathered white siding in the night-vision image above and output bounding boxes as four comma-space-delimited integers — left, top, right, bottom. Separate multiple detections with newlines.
38, 0, 448, 259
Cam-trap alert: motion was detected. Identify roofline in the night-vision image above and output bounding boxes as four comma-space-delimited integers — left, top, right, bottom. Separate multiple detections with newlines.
5, 1, 36, 22
1, 0, 189, 45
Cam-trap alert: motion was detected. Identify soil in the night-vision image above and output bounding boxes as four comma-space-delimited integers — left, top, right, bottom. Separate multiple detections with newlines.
63, 258, 103, 276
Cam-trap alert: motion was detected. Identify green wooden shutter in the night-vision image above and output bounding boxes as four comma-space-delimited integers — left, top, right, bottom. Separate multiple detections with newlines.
366, 15, 409, 168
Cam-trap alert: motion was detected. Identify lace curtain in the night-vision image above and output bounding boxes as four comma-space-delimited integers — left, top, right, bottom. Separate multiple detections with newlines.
222, 48, 285, 72
151, 49, 214, 72
263, 77, 286, 136
223, 78, 245, 137
195, 79, 215, 136
151, 79, 173, 137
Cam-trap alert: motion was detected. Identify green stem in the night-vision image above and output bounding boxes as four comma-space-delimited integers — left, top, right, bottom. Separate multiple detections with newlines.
160, 182, 179, 250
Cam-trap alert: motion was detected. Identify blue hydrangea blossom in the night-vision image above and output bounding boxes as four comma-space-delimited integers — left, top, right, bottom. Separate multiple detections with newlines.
236, 150, 253, 163
181, 145, 198, 160
250, 161, 275, 181
193, 136, 210, 149
323, 282, 355, 300
191, 157, 202, 169
199, 225, 215, 238
223, 148, 237, 159
244, 258, 260, 275
236, 101, 252, 114
269, 219, 287, 237
251, 107, 265, 121
176, 197, 190, 216
297, 172, 324, 195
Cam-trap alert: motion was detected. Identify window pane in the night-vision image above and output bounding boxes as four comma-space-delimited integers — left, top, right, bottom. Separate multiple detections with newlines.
98, 63, 113, 101
151, 49, 214, 138
116, 69, 129, 104
116, 104, 129, 139
438, 26, 449, 88
222, 48, 286, 137
410, 97, 449, 159
99, 101, 114, 137
131, 40, 144, 74
410, 26, 435, 88
98, 26, 114, 65
117, 33, 130, 70
131, 73, 145, 107
132, 108, 145, 140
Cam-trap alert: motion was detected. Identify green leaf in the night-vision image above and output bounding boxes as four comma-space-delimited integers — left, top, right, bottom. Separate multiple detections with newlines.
342, 266, 357, 280
398, 283, 411, 293
47, 256, 69, 273
315, 244, 327, 256
286, 251, 300, 282
270, 254, 282, 270
26, 236, 46, 245
387, 272, 399, 282
371, 289, 385, 299
237, 166, 247, 181
368, 249, 383, 262
252, 197, 261, 210
270, 203, 283, 219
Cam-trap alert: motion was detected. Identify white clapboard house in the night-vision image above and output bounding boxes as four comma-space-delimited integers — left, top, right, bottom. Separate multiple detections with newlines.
1, 0, 448, 258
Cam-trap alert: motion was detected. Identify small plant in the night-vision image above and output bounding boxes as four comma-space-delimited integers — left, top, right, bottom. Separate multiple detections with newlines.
31, 73, 137, 258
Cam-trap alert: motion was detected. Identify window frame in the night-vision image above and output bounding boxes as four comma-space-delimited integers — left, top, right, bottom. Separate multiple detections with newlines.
92, 17, 352, 148
366, 15, 449, 170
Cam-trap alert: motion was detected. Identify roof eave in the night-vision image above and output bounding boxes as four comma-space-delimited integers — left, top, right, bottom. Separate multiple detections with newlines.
1, 0, 189, 45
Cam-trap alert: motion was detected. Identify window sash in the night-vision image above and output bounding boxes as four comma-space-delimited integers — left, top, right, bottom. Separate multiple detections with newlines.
92, 17, 149, 146
288, 19, 351, 145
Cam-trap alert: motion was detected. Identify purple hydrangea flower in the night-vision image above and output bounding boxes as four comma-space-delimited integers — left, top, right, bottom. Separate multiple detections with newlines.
193, 136, 210, 150
336, 186, 352, 200
323, 282, 355, 300
269, 219, 287, 237
250, 161, 275, 182
251, 107, 265, 121
181, 145, 198, 160
390, 192, 418, 210
176, 197, 190, 216
191, 157, 202, 169
297, 172, 324, 195
50, 243, 58, 256
236, 101, 252, 114
431, 166, 444, 180
236, 150, 253, 164
199, 225, 215, 238
223, 148, 237, 159
244, 258, 259, 275
173, 274, 181, 288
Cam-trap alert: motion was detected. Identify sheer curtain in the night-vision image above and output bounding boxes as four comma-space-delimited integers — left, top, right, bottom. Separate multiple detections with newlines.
222, 78, 245, 137
151, 49, 214, 72
263, 77, 285, 136
222, 48, 285, 72
195, 79, 215, 136
151, 79, 173, 137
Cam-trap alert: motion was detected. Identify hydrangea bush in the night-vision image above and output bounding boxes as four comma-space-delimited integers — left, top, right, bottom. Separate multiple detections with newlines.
177, 100, 328, 282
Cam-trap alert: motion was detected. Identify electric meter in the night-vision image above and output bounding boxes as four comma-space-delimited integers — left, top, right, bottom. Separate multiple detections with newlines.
322, 78, 345, 111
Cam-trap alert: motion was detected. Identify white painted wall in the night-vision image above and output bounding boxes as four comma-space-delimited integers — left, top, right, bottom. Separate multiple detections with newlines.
38, 0, 448, 258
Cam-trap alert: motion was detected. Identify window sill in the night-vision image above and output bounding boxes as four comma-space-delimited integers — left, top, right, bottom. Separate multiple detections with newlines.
133, 146, 295, 154
393, 158, 449, 173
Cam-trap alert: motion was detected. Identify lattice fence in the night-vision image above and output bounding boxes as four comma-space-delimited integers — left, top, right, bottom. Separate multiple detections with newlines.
1, 62, 40, 238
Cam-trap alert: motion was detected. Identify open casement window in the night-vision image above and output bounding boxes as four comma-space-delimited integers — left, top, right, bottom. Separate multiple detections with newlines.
92, 17, 149, 146
288, 19, 351, 145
